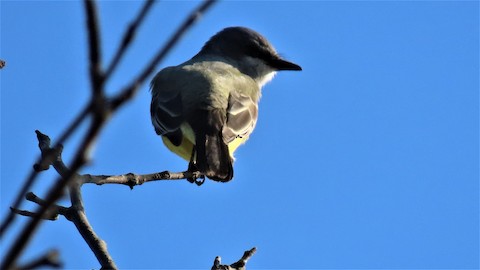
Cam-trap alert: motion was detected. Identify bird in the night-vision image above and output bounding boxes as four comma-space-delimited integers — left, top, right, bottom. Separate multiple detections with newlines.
150, 26, 301, 183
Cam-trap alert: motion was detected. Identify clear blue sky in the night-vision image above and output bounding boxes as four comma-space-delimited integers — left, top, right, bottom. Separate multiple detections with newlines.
1, 1, 478, 269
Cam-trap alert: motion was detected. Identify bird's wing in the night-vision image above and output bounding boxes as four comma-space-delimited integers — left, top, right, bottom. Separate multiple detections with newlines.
150, 69, 185, 146
222, 91, 258, 144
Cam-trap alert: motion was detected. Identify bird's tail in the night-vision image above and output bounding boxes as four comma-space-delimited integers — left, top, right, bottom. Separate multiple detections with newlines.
195, 131, 233, 182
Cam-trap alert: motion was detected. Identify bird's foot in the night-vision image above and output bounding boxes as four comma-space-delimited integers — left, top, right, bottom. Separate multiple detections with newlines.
187, 162, 205, 186
186, 172, 205, 186
192, 175, 205, 186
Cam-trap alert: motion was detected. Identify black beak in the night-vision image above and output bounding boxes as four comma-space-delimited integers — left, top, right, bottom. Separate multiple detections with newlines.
270, 57, 302, 71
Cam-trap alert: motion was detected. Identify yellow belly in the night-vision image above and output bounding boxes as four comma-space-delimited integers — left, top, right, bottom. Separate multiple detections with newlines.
162, 124, 248, 161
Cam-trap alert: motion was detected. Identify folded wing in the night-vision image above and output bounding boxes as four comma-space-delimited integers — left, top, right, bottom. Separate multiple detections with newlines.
150, 70, 185, 146
223, 91, 258, 144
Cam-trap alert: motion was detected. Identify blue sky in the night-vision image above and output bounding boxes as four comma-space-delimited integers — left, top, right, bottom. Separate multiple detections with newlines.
1, 1, 478, 269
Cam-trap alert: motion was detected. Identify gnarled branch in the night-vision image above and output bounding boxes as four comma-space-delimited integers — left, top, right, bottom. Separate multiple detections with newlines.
16, 249, 62, 270
1, 1, 217, 268
211, 247, 257, 270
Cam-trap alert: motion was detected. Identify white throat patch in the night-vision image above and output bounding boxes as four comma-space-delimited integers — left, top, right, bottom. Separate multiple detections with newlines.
243, 56, 277, 88
257, 71, 276, 88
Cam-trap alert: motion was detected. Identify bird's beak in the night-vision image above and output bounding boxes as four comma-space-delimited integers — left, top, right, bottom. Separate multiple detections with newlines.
270, 57, 302, 71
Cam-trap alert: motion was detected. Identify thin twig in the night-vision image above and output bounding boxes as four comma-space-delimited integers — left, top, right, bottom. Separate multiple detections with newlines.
104, 0, 155, 79
0, 102, 89, 236
0, 92, 90, 237
1, 119, 105, 270
9, 208, 58, 221
25, 192, 70, 217
68, 182, 117, 269
82, 171, 201, 187
2, 0, 216, 268
13, 182, 116, 269
54, 102, 92, 149
0, 2, 114, 264
111, 0, 217, 110
211, 247, 257, 270
9, 192, 70, 221
34, 130, 201, 187
84, 0, 103, 94
12, 185, 117, 269
17, 249, 62, 270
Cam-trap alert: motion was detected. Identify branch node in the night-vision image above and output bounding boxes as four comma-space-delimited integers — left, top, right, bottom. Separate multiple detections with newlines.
10, 207, 59, 221
211, 247, 257, 270
25, 192, 36, 201
126, 173, 136, 190
1, 1, 217, 268
17, 249, 62, 270
33, 130, 64, 172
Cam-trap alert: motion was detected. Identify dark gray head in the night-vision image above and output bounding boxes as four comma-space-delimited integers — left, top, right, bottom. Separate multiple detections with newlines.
197, 27, 302, 73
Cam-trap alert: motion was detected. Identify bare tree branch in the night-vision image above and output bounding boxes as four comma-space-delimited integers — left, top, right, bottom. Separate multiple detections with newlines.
211, 248, 257, 270
9, 130, 202, 270
16, 249, 62, 270
84, 0, 104, 94
10, 186, 117, 269
11, 128, 203, 269
35, 129, 203, 187
110, 0, 217, 111
2, 0, 110, 263
1, 120, 106, 270
0, 94, 90, 237
9, 192, 70, 221
82, 171, 202, 187
104, 0, 155, 79
9, 208, 58, 221
1, 0, 217, 268
68, 182, 117, 269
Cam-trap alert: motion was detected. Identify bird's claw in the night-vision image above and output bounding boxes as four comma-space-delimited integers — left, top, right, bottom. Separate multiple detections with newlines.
194, 175, 205, 186
187, 161, 205, 186
186, 168, 205, 186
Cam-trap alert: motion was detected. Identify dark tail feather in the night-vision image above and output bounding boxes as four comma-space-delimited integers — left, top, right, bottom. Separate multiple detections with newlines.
206, 132, 233, 181
189, 109, 233, 182
195, 131, 233, 182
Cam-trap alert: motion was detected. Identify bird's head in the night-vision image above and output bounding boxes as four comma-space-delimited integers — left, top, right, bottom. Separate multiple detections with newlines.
197, 27, 302, 87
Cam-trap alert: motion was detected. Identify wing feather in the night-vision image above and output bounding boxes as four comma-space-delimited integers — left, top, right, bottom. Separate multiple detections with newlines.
150, 69, 185, 145
223, 91, 258, 144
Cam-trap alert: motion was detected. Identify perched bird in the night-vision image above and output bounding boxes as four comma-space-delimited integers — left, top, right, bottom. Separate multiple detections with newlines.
150, 26, 301, 182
